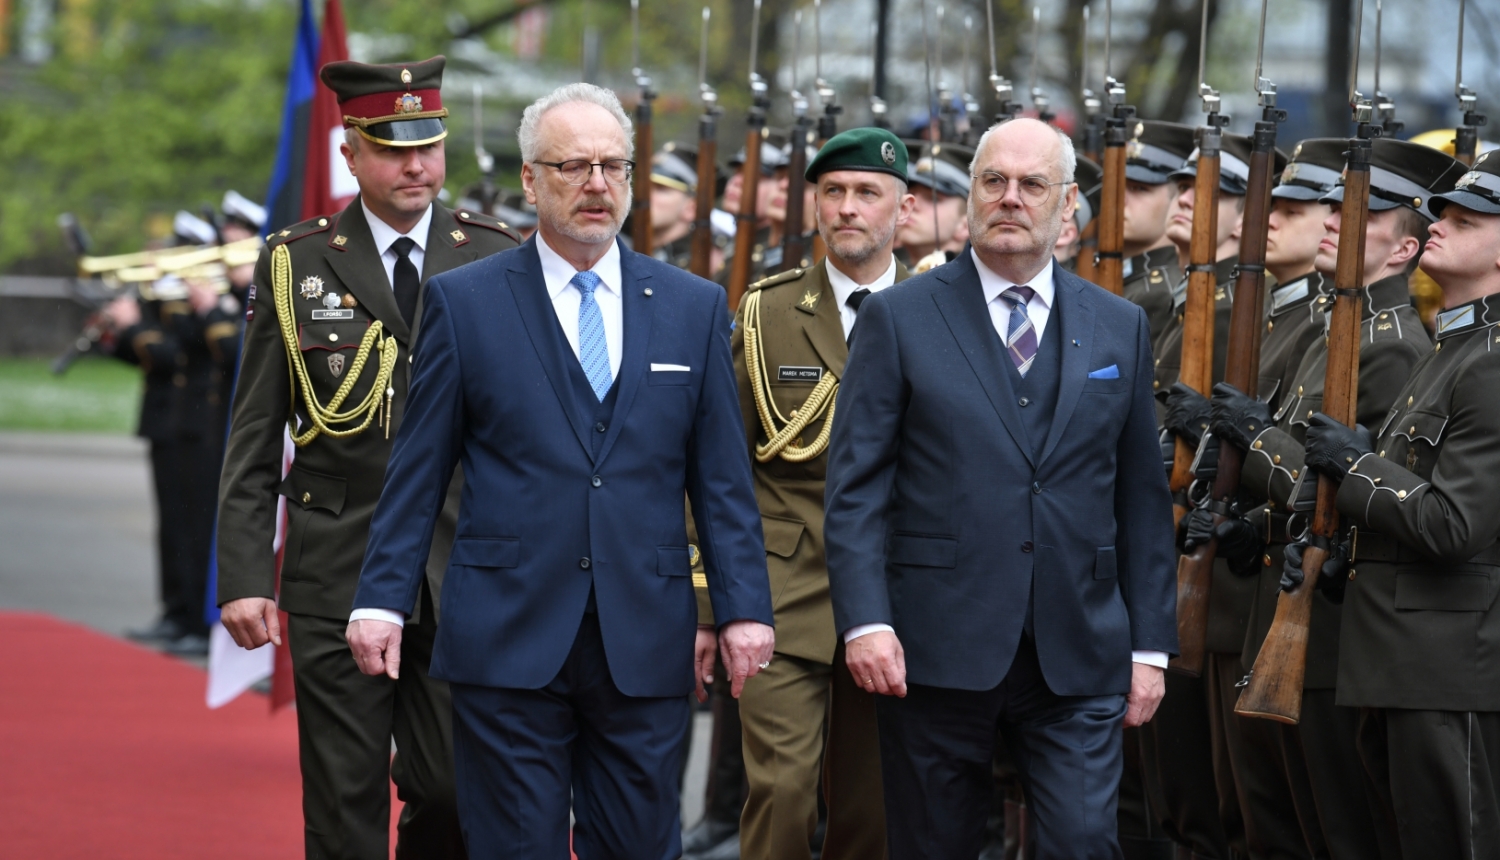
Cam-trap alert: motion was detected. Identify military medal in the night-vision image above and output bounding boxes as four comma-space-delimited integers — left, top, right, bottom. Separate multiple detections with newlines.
299, 275, 325, 301
327, 353, 346, 378
311, 290, 355, 320
342, 293, 358, 309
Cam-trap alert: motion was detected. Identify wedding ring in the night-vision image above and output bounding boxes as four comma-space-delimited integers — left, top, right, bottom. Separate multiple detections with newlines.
758, 661, 771, 670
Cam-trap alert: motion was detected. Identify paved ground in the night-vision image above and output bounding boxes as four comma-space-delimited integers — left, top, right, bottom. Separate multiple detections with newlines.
0, 430, 714, 827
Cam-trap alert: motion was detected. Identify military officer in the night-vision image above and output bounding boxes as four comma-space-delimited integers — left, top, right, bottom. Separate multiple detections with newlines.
895, 140, 971, 268
1214, 138, 1464, 859
215, 56, 518, 860
647, 142, 701, 270
1120, 121, 1198, 342
1295, 147, 1500, 859
732, 127, 914, 860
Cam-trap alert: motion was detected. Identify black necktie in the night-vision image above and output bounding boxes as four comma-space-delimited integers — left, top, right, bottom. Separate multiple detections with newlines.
391, 236, 419, 326
846, 288, 871, 313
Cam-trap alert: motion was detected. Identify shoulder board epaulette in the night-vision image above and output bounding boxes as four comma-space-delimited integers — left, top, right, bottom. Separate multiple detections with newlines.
266, 215, 335, 248
748, 267, 806, 293
454, 209, 521, 243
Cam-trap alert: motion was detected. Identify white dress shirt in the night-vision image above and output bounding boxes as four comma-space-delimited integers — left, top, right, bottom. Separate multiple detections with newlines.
362, 199, 432, 288
825, 256, 899, 340
843, 252, 1168, 670
350, 232, 625, 628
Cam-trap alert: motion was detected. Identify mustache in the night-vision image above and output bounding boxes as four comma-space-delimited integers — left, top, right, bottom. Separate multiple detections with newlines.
573, 196, 618, 215
984, 212, 1032, 229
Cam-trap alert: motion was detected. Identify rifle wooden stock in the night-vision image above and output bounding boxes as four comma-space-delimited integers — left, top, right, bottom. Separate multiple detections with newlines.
780, 121, 812, 274
1236, 137, 1371, 724
1167, 133, 1221, 676
689, 113, 718, 280
1096, 125, 1127, 295
1172, 123, 1279, 676
728, 127, 765, 310
631, 96, 654, 255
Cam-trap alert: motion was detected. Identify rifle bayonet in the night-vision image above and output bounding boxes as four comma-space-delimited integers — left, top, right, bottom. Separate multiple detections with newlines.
630, 0, 657, 254
814, 0, 842, 143
985, 0, 1022, 122
869, 20, 889, 129
1029, 7, 1054, 123
471, 83, 499, 216
727, 0, 771, 309
1454, 0, 1487, 165
689, 6, 720, 279
1371, 0, 1402, 135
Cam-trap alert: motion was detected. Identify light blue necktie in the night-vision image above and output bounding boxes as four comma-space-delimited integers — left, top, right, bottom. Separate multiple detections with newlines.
573, 270, 613, 401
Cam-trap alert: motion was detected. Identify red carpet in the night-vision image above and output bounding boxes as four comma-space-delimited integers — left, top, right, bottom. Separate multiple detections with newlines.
0, 612, 321, 858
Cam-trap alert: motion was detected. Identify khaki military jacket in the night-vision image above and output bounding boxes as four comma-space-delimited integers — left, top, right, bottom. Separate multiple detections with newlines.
216, 198, 517, 622
1152, 255, 1237, 409
1123, 246, 1182, 346
716, 259, 910, 664
1238, 273, 1430, 685
1335, 295, 1500, 711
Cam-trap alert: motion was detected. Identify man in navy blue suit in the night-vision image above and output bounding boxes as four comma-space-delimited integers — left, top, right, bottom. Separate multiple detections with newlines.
344, 83, 776, 859
824, 117, 1178, 859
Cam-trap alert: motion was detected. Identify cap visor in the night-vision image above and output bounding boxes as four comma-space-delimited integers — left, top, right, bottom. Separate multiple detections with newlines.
357, 118, 448, 146
1124, 165, 1173, 184
1271, 185, 1327, 201
1431, 190, 1500, 217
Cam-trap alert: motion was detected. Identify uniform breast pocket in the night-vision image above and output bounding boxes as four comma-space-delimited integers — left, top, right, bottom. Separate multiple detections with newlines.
1394, 564, 1500, 611
297, 320, 373, 387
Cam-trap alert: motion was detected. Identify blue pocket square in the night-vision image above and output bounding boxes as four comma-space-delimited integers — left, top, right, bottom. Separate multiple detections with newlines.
1087, 364, 1120, 379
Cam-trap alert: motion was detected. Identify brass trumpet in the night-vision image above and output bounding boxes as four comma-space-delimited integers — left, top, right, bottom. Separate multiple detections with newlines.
77, 236, 263, 298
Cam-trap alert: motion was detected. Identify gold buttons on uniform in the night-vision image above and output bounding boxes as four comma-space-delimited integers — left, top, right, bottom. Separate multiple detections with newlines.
1253, 440, 1263, 450
1264, 554, 1272, 567
460, 212, 471, 219
302, 492, 311, 503
1298, 386, 1304, 396
1397, 490, 1408, 499
318, 218, 328, 227
1273, 455, 1282, 464
1410, 426, 1416, 434
1153, 380, 1160, 389
1267, 321, 1274, 332
1292, 469, 1300, 479
1408, 396, 1413, 406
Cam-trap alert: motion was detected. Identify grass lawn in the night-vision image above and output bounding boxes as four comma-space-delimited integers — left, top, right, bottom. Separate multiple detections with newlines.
0, 357, 142, 434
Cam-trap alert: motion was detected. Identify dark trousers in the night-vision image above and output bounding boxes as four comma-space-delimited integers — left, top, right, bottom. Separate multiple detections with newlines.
149, 437, 220, 634
875, 635, 1127, 860
287, 611, 464, 860
450, 611, 691, 860
1280, 691, 1397, 860
1357, 707, 1500, 859
1138, 671, 1234, 858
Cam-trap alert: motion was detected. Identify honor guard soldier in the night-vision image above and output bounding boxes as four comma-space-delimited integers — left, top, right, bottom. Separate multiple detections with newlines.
896, 140, 972, 268
1120, 121, 1198, 343
215, 56, 517, 860
1297, 148, 1500, 859
1055, 155, 1103, 270
1213, 138, 1464, 859
647, 142, 702, 270
731, 127, 914, 860
720, 130, 791, 283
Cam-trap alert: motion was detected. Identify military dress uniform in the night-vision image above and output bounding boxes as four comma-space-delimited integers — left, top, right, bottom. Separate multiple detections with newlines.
727, 129, 912, 860
215, 57, 518, 860
1120, 120, 1198, 344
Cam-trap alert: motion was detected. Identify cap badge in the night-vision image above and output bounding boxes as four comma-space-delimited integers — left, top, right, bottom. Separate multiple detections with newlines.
1282, 163, 1300, 183
400, 68, 413, 85
1457, 171, 1482, 190
881, 141, 896, 166
395, 92, 424, 114
1132, 122, 1144, 140
299, 275, 325, 301
1127, 140, 1144, 159
323, 292, 341, 310
1292, 142, 1303, 159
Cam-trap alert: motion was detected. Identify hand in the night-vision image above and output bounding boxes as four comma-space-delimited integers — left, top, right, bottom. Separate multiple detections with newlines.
694, 626, 717, 703
104, 296, 141, 330
1214, 513, 1265, 576
1315, 538, 1352, 604
718, 620, 775, 698
1164, 382, 1213, 447
219, 597, 281, 649
1280, 541, 1307, 592
1210, 382, 1273, 451
1303, 413, 1373, 480
186, 280, 219, 316
347, 619, 403, 679
1124, 663, 1165, 727
845, 630, 907, 698
1179, 507, 1216, 554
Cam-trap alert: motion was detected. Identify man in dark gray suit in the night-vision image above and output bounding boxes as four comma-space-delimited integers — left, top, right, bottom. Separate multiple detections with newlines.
824, 118, 1178, 859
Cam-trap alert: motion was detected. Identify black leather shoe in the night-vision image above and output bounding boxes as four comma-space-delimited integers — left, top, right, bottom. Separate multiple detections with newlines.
682, 818, 738, 857
126, 617, 186, 643
162, 632, 210, 657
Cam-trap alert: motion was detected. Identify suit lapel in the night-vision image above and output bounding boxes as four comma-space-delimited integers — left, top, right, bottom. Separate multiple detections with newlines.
324, 199, 412, 344
506, 238, 593, 456
595, 239, 655, 466
1037, 264, 1095, 468
930, 254, 1034, 467
799, 262, 850, 379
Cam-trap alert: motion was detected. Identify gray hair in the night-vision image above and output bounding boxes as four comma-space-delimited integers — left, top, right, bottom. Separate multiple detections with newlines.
970, 119, 1076, 184
517, 83, 634, 163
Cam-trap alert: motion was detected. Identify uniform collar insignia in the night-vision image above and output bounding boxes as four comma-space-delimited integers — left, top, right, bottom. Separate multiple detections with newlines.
1433, 296, 1499, 340
1270, 277, 1311, 313
799, 288, 820, 311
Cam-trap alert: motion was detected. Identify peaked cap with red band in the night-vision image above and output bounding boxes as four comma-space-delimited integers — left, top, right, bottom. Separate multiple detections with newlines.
320, 55, 448, 147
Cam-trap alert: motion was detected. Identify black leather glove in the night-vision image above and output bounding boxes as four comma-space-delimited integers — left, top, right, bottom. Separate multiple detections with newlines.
1210, 382, 1273, 451
1161, 428, 1175, 479
1315, 538, 1352, 604
1164, 382, 1213, 447
1179, 507, 1216, 553
1215, 515, 1265, 576
1280, 541, 1307, 592
1303, 413, 1374, 480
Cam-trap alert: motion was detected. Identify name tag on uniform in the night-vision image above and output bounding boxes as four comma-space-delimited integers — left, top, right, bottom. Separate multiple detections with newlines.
778, 366, 823, 382
311, 309, 355, 320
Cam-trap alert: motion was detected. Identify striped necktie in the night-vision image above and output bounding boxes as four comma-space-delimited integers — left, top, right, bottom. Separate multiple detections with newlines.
1001, 285, 1038, 377
573, 270, 613, 401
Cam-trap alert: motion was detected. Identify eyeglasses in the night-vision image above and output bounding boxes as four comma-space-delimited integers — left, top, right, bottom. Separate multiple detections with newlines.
534, 159, 635, 186
972, 171, 1068, 205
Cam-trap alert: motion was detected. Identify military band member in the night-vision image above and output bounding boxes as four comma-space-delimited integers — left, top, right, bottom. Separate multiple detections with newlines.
647, 142, 701, 270
215, 56, 517, 859
1120, 121, 1197, 342
895, 140, 971, 268
1300, 148, 1500, 860
732, 127, 913, 860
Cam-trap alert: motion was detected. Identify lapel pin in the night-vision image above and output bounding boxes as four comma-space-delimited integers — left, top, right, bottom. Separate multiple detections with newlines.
644, 288, 653, 296
1072, 339, 1080, 347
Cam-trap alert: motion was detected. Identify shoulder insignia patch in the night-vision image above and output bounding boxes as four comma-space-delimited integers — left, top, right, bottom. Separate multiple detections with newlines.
748, 267, 805, 294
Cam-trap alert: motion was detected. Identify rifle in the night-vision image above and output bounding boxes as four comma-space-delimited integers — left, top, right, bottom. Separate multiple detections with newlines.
808, 0, 839, 266
1073, 5, 1104, 285
985, 0, 1024, 123
1235, 4, 1376, 723
960, 15, 983, 145
1028, 7, 1055, 124
689, 6, 720, 280
868, 19, 890, 130
472, 83, 500, 217
1093, 0, 1134, 296
1454, 0, 1487, 166
1371, 0, 1403, 137
1172, 0, 1286, 677
630, 0, 657, 255
779, 10, 813, 275
726, 0, 770, 310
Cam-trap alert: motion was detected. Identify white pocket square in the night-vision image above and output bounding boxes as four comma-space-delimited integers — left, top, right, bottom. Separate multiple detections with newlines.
651, 363, 691, 372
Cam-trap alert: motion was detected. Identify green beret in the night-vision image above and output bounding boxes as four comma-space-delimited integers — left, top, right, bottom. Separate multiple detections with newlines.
805, 127, 909, 184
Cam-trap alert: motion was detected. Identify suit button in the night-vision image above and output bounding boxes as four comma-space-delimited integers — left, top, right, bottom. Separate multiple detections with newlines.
1021, 541, 1034, 553
595, 422, 606, 432
579, 557, 591, 570
1018, 397, 1030, 407
1032, 482, 1042, 494
591, 476, 602, 487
